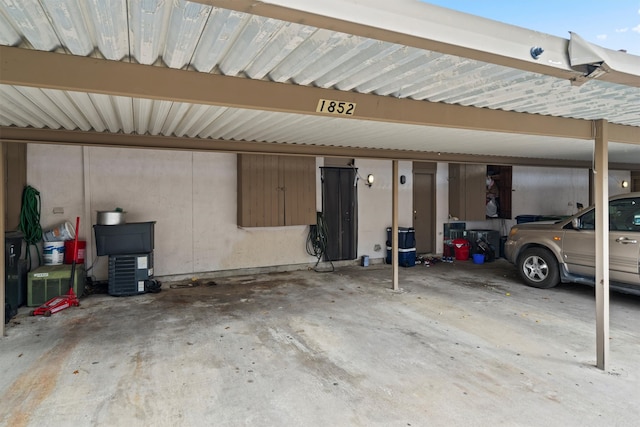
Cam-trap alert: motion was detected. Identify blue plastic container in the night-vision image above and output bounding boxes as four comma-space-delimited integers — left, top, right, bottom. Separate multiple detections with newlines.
386, 246, 416, 267
515, 215, 539, 224
386, 227, 416, 249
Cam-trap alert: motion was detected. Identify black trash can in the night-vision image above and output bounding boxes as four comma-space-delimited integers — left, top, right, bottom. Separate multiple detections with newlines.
5, 231, 26, 323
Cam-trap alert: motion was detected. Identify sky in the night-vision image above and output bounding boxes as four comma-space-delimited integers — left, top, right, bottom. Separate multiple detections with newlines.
423, 0, 640, 56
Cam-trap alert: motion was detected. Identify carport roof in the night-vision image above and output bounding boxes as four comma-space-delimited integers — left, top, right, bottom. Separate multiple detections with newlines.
0, 0, 639, 167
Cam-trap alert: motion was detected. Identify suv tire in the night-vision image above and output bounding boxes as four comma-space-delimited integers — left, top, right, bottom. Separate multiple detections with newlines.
518, 248, 560, 289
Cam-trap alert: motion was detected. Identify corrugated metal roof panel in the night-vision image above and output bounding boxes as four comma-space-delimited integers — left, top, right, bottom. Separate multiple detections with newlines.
2, 0, 637, 126
85, 0, 129, 60
162, 0, 210, 69
41, 0, 94, 55
1, 0, 61, 51
15, 85, 75, 129
191, 8, 249, 73
0, 0, 638, 161
0, 5, 21, 45
1, 84, 640, 162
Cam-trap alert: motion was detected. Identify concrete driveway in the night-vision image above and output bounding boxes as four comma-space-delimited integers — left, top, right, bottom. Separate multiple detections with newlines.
1, 259, 639, 427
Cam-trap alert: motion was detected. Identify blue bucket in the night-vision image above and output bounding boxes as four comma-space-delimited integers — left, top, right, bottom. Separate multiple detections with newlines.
472, 253, 485, 264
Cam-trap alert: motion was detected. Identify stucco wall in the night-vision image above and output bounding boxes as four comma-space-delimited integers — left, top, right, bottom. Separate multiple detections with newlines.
26, 144, 631, 279
27, 145, 320, 280
356, 159, 413, 260
437, 165, 630, 253
512, 166, 630, 218
435, 162, 450, 254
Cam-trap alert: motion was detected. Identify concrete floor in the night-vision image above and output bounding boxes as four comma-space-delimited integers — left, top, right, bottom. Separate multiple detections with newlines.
1, 259, 639, 427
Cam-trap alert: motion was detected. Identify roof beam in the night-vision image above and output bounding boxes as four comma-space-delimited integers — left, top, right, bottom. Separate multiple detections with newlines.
2, 127, 639, 170
2, 46, 637, 145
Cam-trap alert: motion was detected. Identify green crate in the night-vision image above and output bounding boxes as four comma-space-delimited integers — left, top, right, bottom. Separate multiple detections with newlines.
28, 264, 85, 307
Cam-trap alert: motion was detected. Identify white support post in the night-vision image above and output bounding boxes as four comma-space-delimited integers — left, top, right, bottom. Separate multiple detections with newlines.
594, 119, 610, 371
1, 142, 5, 337
83, 147, 93, 271
392, 160, 399, 291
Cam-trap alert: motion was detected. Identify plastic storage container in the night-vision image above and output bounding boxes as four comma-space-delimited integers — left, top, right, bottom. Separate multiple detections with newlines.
451, 238, 470, 261
361, 255, 370, 267
472, 253, 485, 264
537, 215, 567, 222
515, 215, 539, 224
64, 240, 86, 264
94, 222, 155, 256
386, 227, 416, 249
386, 247, 416, 267
43, 241, 65, 265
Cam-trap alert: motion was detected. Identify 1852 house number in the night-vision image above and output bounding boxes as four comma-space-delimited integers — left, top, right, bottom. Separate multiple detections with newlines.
316, 99, 356, 116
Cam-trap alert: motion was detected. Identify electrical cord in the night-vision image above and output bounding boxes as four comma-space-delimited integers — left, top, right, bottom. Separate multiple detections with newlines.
18, 185, 43, 270
306, 212, 334, 272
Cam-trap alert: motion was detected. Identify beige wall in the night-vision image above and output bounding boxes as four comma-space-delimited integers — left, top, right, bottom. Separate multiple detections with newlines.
438, 165, 630, 253
27, 145, 417, 280
26, 144, 631, 280
28, 145, 319, 280
356, 159, 413, 259
511, 166, 630, 218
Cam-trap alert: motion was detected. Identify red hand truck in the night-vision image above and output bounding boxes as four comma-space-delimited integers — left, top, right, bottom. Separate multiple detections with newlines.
31, 217, 81, 317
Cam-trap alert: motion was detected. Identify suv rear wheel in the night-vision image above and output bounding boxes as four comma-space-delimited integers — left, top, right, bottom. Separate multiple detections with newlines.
518, 248, 560, 289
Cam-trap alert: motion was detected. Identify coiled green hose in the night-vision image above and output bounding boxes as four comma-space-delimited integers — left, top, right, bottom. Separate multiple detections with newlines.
306, 212, 334, 272
18, 185, 42, 269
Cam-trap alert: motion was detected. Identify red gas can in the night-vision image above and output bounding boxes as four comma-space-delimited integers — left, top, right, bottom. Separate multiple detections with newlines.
64, 240, 86, 264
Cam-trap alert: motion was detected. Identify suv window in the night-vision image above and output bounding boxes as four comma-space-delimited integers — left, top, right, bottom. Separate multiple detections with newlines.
610, 197, 640, 231
574, 197, 640, 231
579, 210, 595, 230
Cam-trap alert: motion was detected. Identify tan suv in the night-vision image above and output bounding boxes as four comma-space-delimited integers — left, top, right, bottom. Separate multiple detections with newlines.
505, 192, 640, 291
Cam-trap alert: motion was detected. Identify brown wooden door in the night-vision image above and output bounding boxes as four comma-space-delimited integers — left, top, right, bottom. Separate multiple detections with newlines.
237, 154, 315, 227
448, 163, 486, 221
631, 171, 640, 192
3, 143, 26, 230
413, 170, 436, 254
